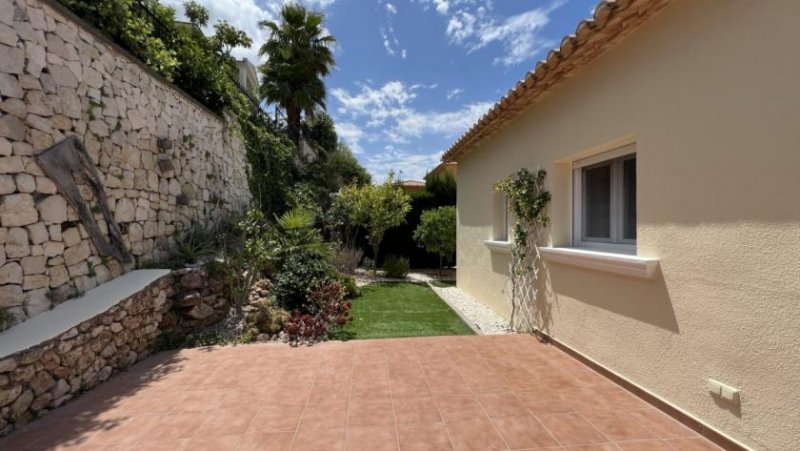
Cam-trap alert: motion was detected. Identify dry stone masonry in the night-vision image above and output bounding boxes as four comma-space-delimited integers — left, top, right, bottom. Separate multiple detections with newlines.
0, 276, 171, 434
0, 268, 229, 436
0, 0, 252, 328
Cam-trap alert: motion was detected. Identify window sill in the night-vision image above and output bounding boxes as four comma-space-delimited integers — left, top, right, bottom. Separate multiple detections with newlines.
539, 247, 659, 279
484, 240, 512, 254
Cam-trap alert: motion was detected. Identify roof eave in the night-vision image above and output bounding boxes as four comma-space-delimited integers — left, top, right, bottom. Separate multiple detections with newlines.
442, 0, 672, 163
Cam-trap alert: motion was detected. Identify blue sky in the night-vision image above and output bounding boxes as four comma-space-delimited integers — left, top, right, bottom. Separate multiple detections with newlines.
164, 0, 598, 181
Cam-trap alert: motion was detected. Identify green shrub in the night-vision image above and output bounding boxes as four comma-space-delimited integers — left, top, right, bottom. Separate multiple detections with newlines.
272, 251, 334, 310
244, 300, 290, 337
57, 0, 180, 79
337, 273, 361, 299
383, 255, 409, 279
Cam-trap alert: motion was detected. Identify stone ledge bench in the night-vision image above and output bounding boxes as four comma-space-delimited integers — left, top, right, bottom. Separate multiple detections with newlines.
0, 269, 172, 435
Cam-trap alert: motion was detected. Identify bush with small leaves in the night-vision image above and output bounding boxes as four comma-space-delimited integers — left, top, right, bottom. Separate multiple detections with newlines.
383, 255, 410, 279
272, 251, 334, 311
337, 273, 361, 299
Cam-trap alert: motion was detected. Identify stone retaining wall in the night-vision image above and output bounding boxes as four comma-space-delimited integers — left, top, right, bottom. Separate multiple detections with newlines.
0, 274, 171, 434
0, 267, 229, 436
0, 0, 252, 327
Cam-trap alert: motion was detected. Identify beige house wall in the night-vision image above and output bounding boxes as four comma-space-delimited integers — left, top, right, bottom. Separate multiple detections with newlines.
455, 1, 800, 449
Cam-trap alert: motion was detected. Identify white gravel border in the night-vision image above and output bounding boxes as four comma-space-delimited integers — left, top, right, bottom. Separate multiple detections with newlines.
428, 283, 513, 335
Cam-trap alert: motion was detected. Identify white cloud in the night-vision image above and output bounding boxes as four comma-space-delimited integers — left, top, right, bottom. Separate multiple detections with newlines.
446, 11, 477, 43
417, 0, 481, 16
332, 81, 416, 125
446, 88, 464, 100
393, 101, 493, 140
364, 146, 443, 182
162, 0, 336, 64
379, 7, 407, 58
332, 80, 491, 143
424, 0, 562, 66
335, 121, 366, 154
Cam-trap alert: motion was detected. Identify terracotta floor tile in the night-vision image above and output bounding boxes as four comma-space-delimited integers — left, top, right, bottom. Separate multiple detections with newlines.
397, 422, 453, 451
537, 413, 607, 446
434, 395, 486, 422
596, 388, 650, 410
83, 414, 163, 446
351, 381, 393, 401
184, 434, 243, 451
664, 437, 723, 450
445, 417, 507, 451
217, 389, 266, 410
346, 424, 399, 451
615, 439, 674, 450
477, 392, 528, 417
118, 438, 189, 450
348, 397, 395, 426
561, 445, 619, 451
516, 390, 574, 415
299, 398, 349, 430
393, 396, 442, 424
582, 410, 657, 442
491, 415, 559, 449
179, 389, 230, 412
144, 412, 207, 440
292, 426, 345, 451
628, 409, 697, 439
240, 431, 295, 451
392, 377, 432, 398
0, 338, 723, 451
200, 406, 259, 435
248, 404, 304, 433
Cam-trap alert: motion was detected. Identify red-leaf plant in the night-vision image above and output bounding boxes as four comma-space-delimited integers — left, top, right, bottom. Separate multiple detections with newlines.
284, 281, 351, 344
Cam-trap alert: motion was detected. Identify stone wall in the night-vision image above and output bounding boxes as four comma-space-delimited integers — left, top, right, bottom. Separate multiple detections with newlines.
0, 267, 229, 435
0, 274, 171, 434
0, 0, 252, 327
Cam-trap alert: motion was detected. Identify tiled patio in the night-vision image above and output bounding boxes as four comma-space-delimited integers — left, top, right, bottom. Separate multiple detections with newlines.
1, 335, 721, 450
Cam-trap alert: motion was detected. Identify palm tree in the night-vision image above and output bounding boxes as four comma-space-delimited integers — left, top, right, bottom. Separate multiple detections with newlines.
258, 3, 336, 143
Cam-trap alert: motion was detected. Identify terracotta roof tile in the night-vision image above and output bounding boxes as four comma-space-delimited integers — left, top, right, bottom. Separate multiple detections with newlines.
442, 0, 672, 162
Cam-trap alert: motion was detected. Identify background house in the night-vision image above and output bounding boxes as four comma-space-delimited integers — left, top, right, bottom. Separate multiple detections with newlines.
235, 58, 259, 96
399, 179, 425, 194
443, 1, 800, 450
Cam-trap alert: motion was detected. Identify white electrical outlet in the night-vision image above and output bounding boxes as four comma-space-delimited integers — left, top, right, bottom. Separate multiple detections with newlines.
708, 378, 741, 405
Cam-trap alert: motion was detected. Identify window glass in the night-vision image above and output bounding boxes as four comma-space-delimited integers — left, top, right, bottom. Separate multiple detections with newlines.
584, 163, 611, 239
622, 157, 636, 240
492, 191, 508, 241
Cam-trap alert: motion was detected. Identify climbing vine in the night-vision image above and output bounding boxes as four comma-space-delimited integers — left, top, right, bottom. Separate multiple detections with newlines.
496, 168, 551, 332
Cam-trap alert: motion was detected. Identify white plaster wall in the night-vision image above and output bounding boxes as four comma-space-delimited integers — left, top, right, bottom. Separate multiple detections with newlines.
455, 1, 800, 449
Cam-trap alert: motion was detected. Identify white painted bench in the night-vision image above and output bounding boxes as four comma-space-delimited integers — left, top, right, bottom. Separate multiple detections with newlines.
0, 269, 171, 359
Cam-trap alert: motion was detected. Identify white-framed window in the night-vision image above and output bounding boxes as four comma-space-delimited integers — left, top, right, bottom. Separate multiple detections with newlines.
492, 191, 510, 242
572, 145, 636, 254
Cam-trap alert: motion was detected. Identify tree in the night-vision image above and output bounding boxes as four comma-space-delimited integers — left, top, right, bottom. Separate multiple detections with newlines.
297, 113, 371, 209
212, 21, 252, 56
183, 1, 209, 27
414, 206, 456, 276
353, 174, 411, 273
174, 2, 252, 112
258, 3, 336, 143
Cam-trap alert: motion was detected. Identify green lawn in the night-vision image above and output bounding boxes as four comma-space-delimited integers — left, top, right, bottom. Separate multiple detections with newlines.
336, 282, 475, 340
